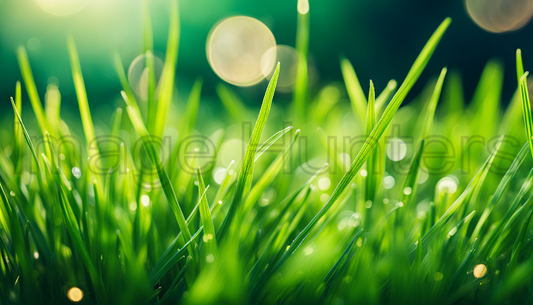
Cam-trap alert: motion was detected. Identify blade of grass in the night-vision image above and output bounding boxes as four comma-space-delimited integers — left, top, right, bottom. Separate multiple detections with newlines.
122, 91, 193, 244
154, 0, 180, 138
294, 0, 310, 122
341, 56, 367, 123
217, 63, 280, 240
196, 168, 217, 258
251, 17, 451, 297
420, 67, 447, 139
16, 46, 50, 135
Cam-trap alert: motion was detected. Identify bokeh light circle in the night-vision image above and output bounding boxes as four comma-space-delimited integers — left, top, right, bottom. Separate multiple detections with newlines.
261, 45, 299, 92
67, 287, 83, 302
36, 0, 90, 16
128, 53, 164, 101
466, 0, 533, 33
207, 16, 277, 87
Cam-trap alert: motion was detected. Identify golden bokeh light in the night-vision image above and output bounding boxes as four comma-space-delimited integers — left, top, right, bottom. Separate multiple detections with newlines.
261, 45, 299, 92
36, 0, 90, 16
466, 0, 533, 33
207, 16, 277, 87
473, 264, 488, 278
67, 287, 83, 302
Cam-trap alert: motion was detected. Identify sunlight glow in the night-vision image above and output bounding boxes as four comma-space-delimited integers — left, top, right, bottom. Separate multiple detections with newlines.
67, 287, 83, 302
473, 264, 488, 278
36, 0, 90, 16
466, 0, 533, 33
207, 16, 276, 86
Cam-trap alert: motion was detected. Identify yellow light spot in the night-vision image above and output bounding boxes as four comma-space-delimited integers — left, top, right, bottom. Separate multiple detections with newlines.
206, 16, 276, 87
473, 264, 488, 278
356, 238, 363, 247
67, 287, 83, 302
203, 233, 214, 243
36, 0, 90, 16
466, 0, 533, 33
297, 0, 310, 14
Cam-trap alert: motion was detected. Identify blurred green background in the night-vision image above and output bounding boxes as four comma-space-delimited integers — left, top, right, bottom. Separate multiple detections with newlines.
0, 0, 532, 117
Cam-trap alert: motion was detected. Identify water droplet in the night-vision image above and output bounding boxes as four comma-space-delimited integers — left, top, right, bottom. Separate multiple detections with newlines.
141, 195, 150, 207
72, 167, 82, 179
403, 187, 412, 195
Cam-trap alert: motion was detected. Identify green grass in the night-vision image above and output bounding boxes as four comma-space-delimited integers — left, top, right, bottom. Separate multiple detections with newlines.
1, 1, 533, 304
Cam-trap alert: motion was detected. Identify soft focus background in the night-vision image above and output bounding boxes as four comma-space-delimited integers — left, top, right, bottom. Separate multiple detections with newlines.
0, 0, 532, 117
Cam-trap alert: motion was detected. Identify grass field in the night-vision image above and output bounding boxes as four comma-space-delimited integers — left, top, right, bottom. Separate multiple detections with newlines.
1, 1, 533, 304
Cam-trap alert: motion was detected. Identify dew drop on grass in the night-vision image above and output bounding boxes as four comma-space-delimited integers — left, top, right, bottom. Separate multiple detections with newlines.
206, 254, 215, 263
9, 191, 15, 197
72, 167, 82, 179
360, 169, 368, 177
364, 200, 372, 209
33, 252, 39, 259
403, 187, 412, 195
141, 195, 150, 207
447, 227, 458, 238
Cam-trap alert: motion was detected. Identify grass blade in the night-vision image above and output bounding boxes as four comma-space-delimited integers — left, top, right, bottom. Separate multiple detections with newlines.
217, 63, 280, 240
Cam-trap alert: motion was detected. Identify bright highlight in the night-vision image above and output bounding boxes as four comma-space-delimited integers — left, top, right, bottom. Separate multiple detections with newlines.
207, 16, 276, 87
